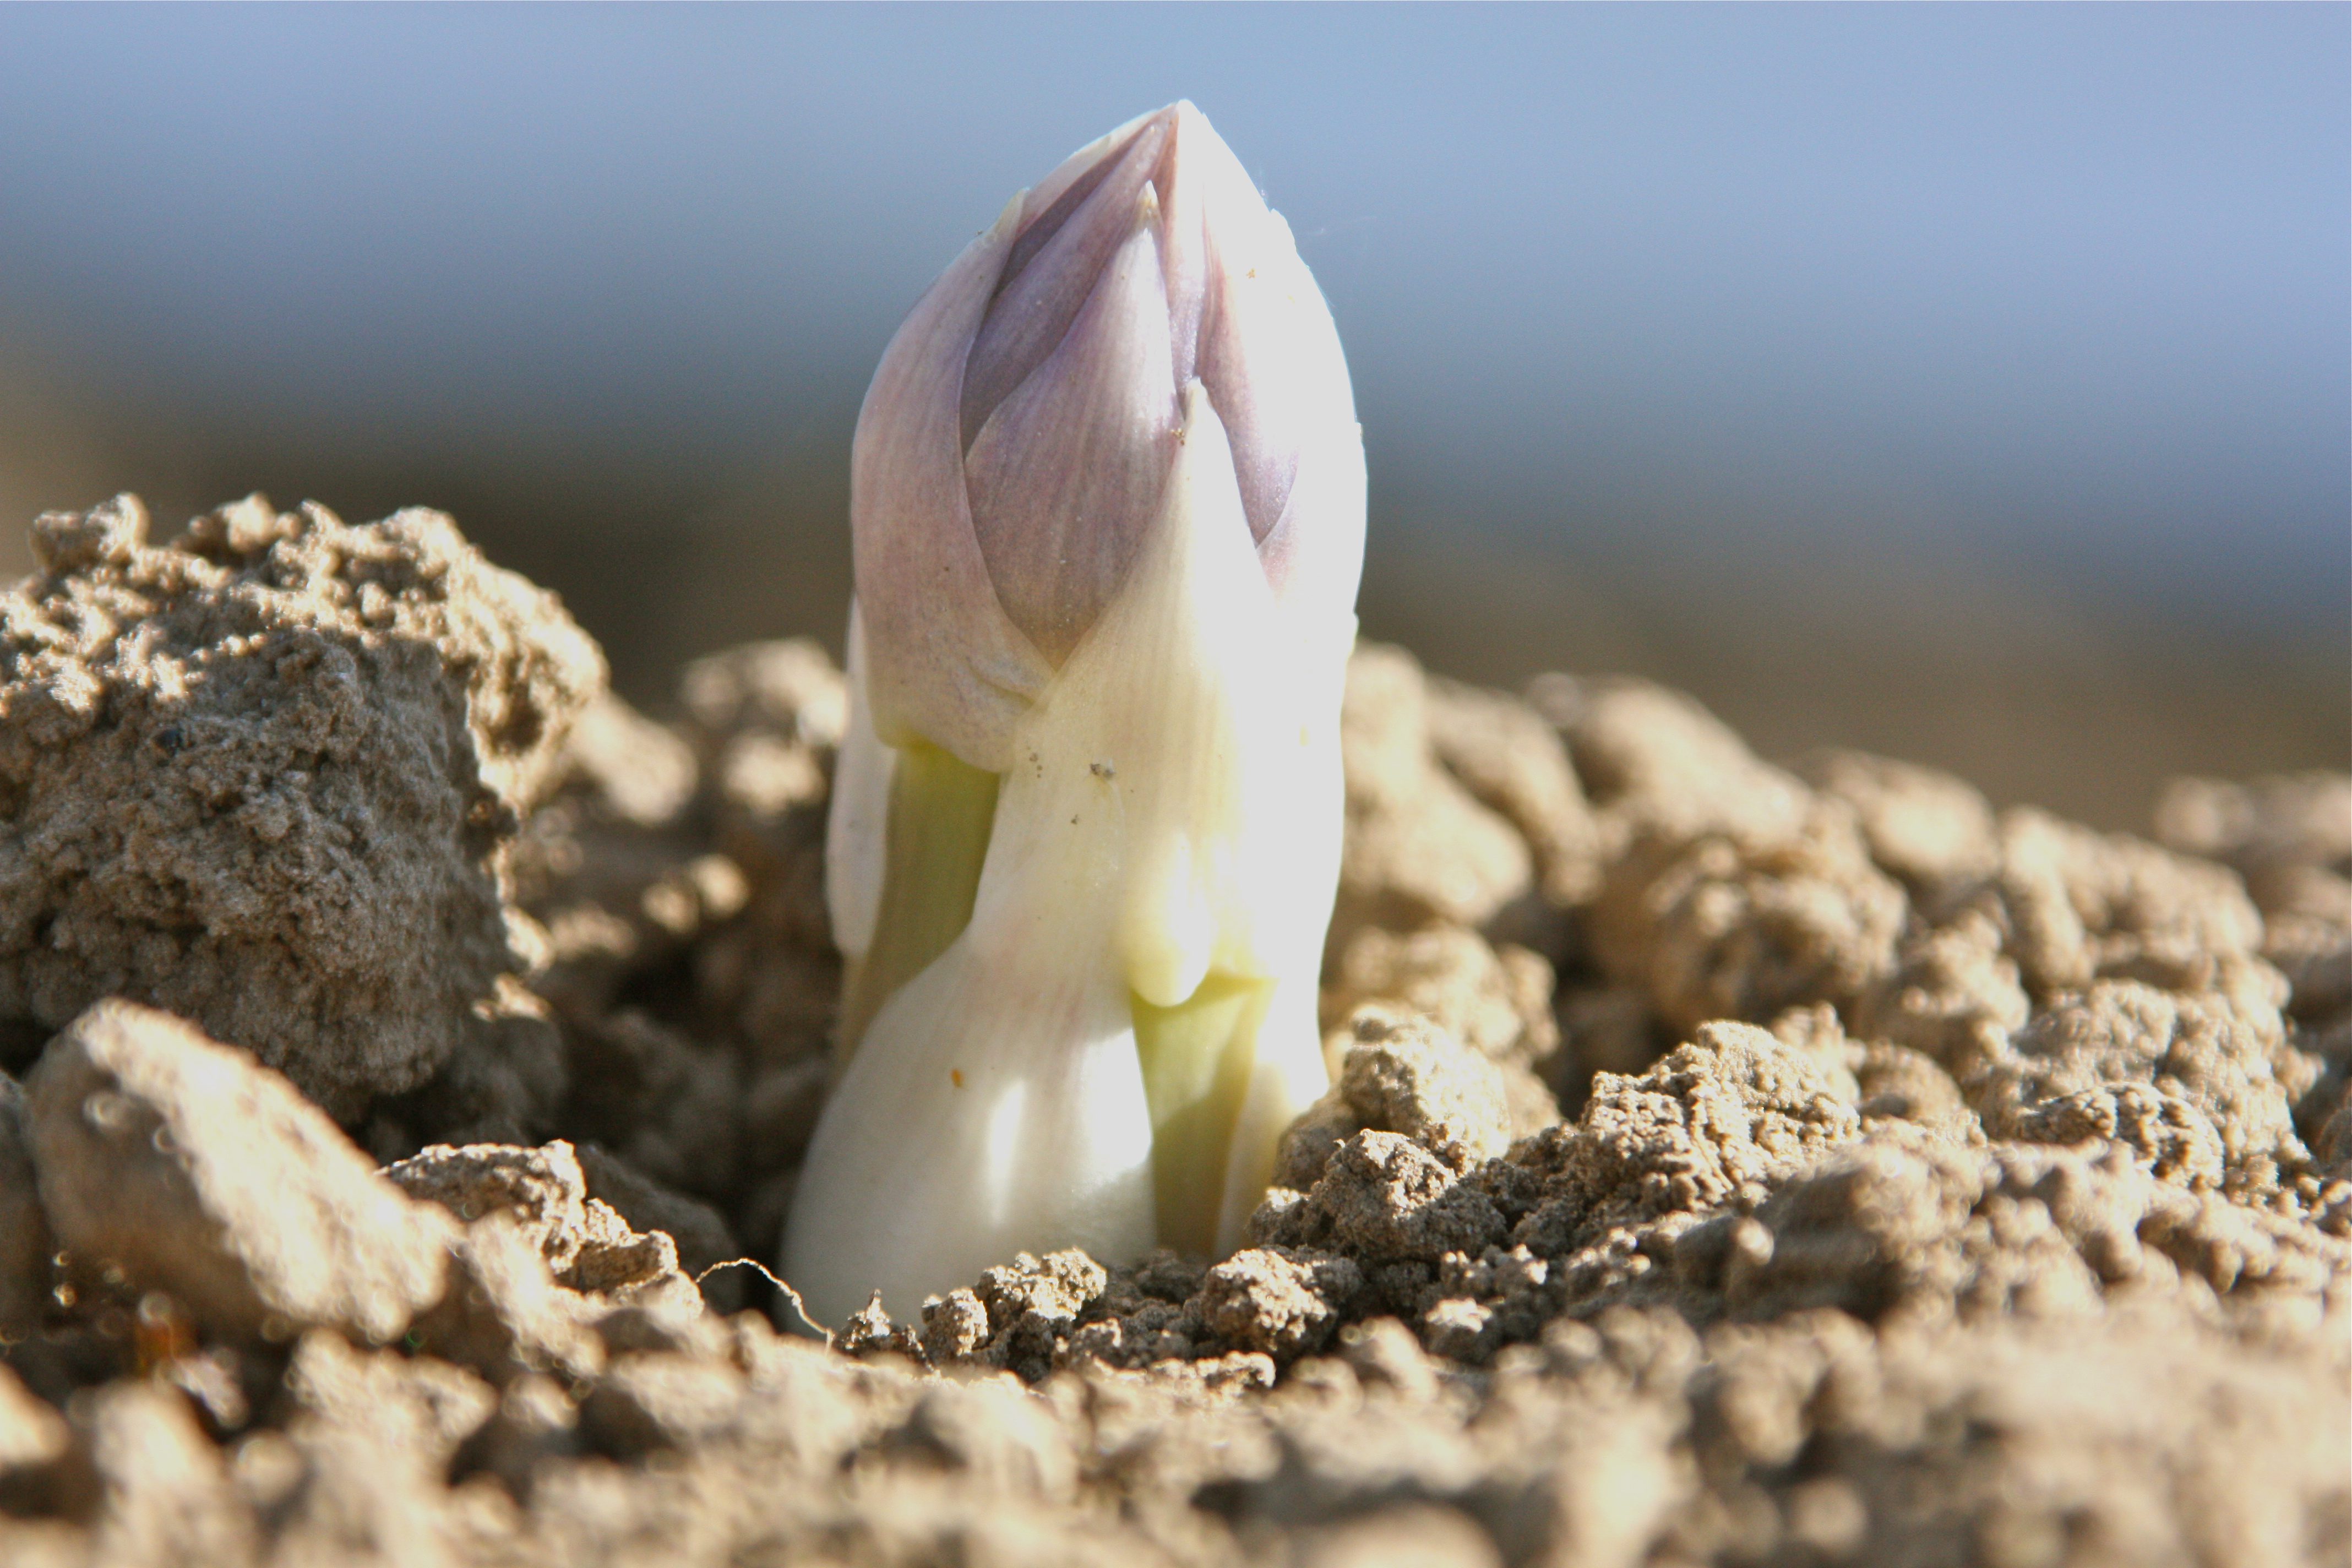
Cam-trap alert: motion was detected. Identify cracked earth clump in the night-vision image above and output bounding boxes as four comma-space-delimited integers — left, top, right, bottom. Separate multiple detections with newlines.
0, 495, 602, 1124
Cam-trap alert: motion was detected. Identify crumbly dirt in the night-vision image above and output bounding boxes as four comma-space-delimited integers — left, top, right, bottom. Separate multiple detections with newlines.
0, 494, 602, 1125
0, 497, 2343, 1567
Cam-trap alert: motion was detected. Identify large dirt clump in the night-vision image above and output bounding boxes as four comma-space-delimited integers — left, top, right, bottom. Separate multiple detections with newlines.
0, 495, 603, 1125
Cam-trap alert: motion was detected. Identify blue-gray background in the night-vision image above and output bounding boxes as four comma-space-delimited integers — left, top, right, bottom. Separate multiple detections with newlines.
1, 3, 2343, 826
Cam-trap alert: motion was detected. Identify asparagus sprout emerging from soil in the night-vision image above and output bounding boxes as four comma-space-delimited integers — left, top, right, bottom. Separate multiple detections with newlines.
786, 102, 1365, 1323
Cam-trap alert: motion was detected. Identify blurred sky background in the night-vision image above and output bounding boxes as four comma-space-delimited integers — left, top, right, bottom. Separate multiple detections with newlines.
0, 3, 2344, 827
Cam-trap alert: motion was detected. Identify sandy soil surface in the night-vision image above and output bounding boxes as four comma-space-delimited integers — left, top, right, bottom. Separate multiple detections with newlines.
0, 497, 2344, 1567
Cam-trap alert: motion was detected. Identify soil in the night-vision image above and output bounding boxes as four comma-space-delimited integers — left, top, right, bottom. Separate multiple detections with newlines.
0, 496, 2344, 1567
